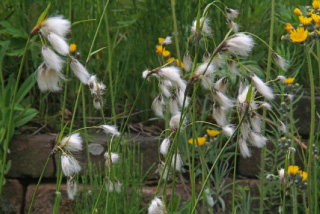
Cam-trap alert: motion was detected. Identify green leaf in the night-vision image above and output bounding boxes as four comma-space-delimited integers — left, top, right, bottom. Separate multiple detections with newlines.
36, 3, 51, 25
14, 108, 38, 127
71, 19, 96, 27
15, 72, 37, 104
0, 21, 28, 38
245, 83, 253, 103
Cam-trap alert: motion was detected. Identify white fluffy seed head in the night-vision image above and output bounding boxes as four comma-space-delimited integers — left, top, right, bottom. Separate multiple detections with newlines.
202, 51, 211, 62
60, 133, 83, 152
160, 80, 172, 98
67, 178, 77, 200
148, 197, 165, 214
171, 153, 183, 172
222, 125, 235, 137
226, 8, 239, 20
278, 120, 287, 133
239, 136, 251, 158
241, 120, 251, 139
152, 95, 165, 117
260, 102, 272, 110
278, 168, 286, 183
37, 63, 61, 92
88, 75, 106, 96
88, 143, 104, 155
213, 53, 225, 68
201, 74, 214, 90
157, 161, 169, 180
161, 36, 172, 46
227, 20, 239, 33
105, 178, 121, 194
195, 62, 215, 76
100, 125, 120, 136
158, 66, 182, 84
251, 74, 274, 100
169, 98, 179, 115
142, 69, 150, 79
212, 103, 227, 126
160, 138, 170, 157
214, 77, 228, 93
104, 152, 120, 168
46, 32, 69, 56
70, 57, 91, 84
61, 153, 81, 177
93, 100, 102, 109
276, 75, 287, 83
169, 113, 185, 130
192, 17, 212, 36
250, 115, 262, 133
237, 85, 249, 104
273, 52, 288, 71
225, 33, 254, 57
183, 52, 192, 72
42, 46, 64, 72
214, 90, 233, 110
248, 132, 267, 148
42, 15, 71, 37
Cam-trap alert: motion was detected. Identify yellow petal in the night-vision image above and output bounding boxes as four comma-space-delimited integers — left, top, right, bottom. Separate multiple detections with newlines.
156, 45, 163, 55
158, 37, 165, 44
167, 57, 175, 63
162, 50, 171, 58
288, 165, 299, 175
294, 8, 303, 16
284, 77, 295, 84
206, 129, 220, 137
70, 43, 77, 53
188, 137, 206, 146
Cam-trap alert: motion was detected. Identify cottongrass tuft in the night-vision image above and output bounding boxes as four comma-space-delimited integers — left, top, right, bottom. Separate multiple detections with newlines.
169, 113, 185, 130
158, 66, 182, 85
70, 57, 91, 84
105, 178, 121, 193
161, 36, 172, 46
99, 125, 120, 136
214, 77, 228, 93
160, 138, 170, 157
248, 132, 267, 148
36, 63, 61, 92
212, 103, 227, 126
222, 124, 235, 137
157, 162, 169, 180
42, 15, 70, 37
152, 95, 165, 117
42, 46, 64, 72
160, 80, 172, 97
61, 153, 81, 177
142, 69, 150, 79
191, 17, 212, 36
239, 136, 251, 158
226, 8, 239, 20
251, 74, 274, 100
250, 115, 262, 133
202, 51, 211, 62
148, 197, 165, 214
225, 33, 254, 57
195, 62, 215, 76
169, 98, 179, 115
171, 153, 183, 172
273, 52, 288, 71
214, 90, 234, 110
60, 132, 83, 152
183, 52, 192, 72
227, 19, 239, 33
67, 177, 77, 200
260, 102, 272, 110
46, 32, 69, 56
276, 75, 287, 83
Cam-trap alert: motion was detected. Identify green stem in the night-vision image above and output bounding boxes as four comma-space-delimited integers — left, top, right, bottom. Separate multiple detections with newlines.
292, 187, 297, 214
0, 36, 30, 197
260, 0, 274, 213
232, 130, 240, 214
28, 154, 52, 213
316, 41, 320, 87
191, 113, 246, 214
170, 0, 181, 70
306, 46, 315, 214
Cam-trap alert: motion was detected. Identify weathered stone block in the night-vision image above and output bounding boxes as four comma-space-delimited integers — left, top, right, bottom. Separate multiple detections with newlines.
0, 179, 23, 214
7, 134, 56, 178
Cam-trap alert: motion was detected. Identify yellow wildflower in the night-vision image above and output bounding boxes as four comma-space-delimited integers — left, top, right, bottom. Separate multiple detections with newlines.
313, 0, 320, 9
285, 23, 293, 34
299, 16, 312, 25
288, 165, 299, 175
312, 14, 320, 25
299, 170, 308, 181
188, 137, 206, 146
294, 8, 303, 16
206, 129, 220, 137
290, 27, 308, 43
156, 45, 171, 57
167, 57, 175, 63
176, 59, 184, 69
158, 37, 165, 44
70, 43, 77, 53
284, 77, 295, 84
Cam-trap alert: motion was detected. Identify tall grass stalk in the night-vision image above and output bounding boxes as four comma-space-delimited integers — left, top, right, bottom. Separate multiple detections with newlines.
260, 0, 275, 213
170, 0, 181, 70
305, 46, 315, 214
0, 36, 30, 197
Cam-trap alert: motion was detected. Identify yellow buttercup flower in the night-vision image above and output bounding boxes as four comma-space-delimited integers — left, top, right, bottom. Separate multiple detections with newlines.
299, 16, 312, 25
70, 43, 77, 53
313, 0, 320, 9
294, 8, 303, 16
176, 59, 184, 69
285, 77, 295, 84
156, 45, 171, 57
288, 165, 299, 175
158, 37, 165, 44
188, 137, 206, 146
206, 129, 220, 137
285, 23, 293, 34
290, 27, 308, 43
312, 14, 320, 24
299, 170, 308, 181
167, 57, 175, 63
